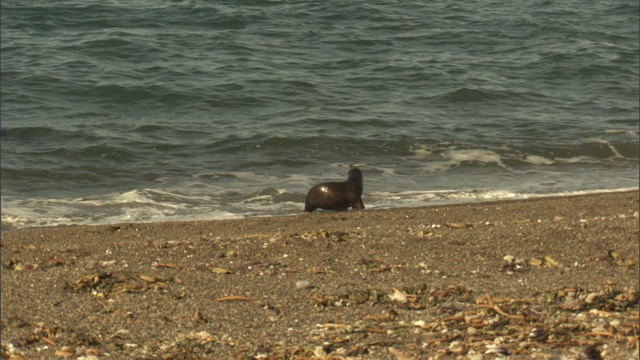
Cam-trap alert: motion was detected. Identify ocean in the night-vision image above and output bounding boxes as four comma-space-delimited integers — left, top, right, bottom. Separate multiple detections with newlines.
1, 1, 638, 229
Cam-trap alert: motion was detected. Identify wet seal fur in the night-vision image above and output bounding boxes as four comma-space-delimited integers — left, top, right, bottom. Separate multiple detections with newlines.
304, 168, 365, 212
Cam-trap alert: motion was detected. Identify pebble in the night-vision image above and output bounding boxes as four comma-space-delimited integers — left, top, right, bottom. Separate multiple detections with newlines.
296, 280, 311, 290
467, 353, 483, 360
585, 292, 599, 304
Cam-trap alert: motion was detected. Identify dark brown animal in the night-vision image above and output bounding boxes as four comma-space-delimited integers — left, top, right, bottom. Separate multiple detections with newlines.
304, 168, 364, 212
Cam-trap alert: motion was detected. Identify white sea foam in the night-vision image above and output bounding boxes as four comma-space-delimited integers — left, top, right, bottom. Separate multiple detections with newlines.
444, 149, 506, 167
1, 189, 240, 229
603, 129, 639, 137
409, 140, 638, 172
367, 187, 638, 210
3, 186, 636, 230
554, 156, 601, 164
522, 155, 554, 165
414, 148, 508, 172
584, 139, 625, 158
409, 144, 434, 158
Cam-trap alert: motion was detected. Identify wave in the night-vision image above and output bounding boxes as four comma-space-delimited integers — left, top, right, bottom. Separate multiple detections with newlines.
2, 1, 637, 231
2, 186, 637, 230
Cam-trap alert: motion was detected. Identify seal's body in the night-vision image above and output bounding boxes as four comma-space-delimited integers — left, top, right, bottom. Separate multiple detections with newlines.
304, 168, 364, 212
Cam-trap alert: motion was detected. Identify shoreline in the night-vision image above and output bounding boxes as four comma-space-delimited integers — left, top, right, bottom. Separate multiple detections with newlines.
2, 187, 638, 232
2, 190, 638, 359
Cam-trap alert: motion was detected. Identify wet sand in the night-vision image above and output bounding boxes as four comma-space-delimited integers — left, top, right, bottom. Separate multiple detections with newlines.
1, 191, 638, 359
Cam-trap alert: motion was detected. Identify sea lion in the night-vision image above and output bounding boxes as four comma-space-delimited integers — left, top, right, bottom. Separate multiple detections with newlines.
304, 168, 365, 212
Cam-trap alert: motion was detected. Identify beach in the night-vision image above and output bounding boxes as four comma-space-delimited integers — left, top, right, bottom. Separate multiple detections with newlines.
1, 191, 638, 359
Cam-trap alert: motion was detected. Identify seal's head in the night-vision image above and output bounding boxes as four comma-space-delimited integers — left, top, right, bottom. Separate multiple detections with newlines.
304, 167, 364, 212
346, 168, 363, 187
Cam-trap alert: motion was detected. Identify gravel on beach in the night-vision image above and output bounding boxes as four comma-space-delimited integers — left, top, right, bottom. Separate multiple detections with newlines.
2, 191, 638, 359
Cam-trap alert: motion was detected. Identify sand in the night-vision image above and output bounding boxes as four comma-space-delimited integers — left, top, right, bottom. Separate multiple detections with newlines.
1, 191, 638, 360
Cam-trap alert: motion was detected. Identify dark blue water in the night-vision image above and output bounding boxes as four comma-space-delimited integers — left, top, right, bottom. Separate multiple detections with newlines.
2, 1, 638, 228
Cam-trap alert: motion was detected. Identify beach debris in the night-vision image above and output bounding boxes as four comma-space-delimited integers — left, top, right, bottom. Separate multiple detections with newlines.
501, 255, 528, 273
299, 230, 348, 242
500, 255, 560, 274
311, 287, 384, 308
357, 258, 403, 273
371, 264, 403, 273
529, 255, 560, 267
153, 263, 182, 269
300, 230, 328, 240
40, 336, 56, 347
388, 347, 412, 360
64, 272, 172, 296
3, 257, 66, 271
210, 262, 234, 272
476, 294, 525, 319
444, 222, 473, 229
65, 273, 114, 293
98, 260, 116, 268
210, 267, 233, 274
150, 240, 185, 249
168, 331, 216, 350
389, 288, 415, 304
296, 280, 312, 290
583, 345, 604, 360
3, 259, 38, 271
362, 313, 395, 322
605, 250, 638, 267
321, 323, 349, 329
76, 355, 99, 360
312, 295, 639, 360
46, 258, 65, 267
29, 323, 58, 349
190, 331, 215, 342
192, 310, 208, 324
357, 258, 383, 269
213, 296, 257, 303
138, 275, 166, 283
553, 287, 639, 312
173, 290, 188, 300
528, 326, 547, 340
54, 348, 74, 357
484, 344, 510, 355
412, 320, 426, 327
307, 266, 326, 274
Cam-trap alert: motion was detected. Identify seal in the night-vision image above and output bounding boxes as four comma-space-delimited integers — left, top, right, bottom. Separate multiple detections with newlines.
304, 168, 365, 212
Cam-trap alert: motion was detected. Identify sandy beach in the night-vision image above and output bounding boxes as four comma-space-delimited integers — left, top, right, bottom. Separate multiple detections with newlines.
1, 191, 638, 360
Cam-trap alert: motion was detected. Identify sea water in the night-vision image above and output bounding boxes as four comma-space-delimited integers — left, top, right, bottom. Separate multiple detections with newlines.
1, 1, 638, 229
